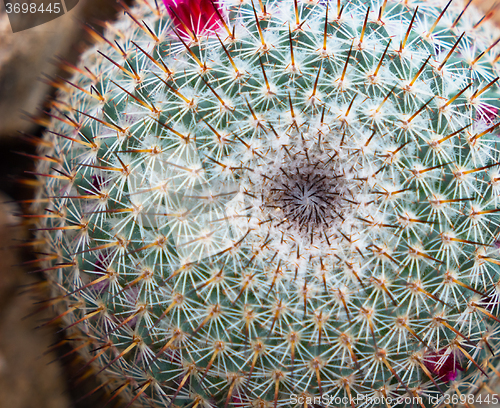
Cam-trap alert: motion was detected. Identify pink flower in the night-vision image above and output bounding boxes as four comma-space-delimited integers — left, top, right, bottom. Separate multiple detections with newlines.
163, 0, 224, 37
90, 254, 111, 292
424, 348, 463, 382
231, 394, 246, 408
481, 290, 500, 313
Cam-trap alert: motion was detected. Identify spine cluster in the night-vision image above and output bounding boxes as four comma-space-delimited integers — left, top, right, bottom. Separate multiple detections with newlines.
28, 0, 500, 406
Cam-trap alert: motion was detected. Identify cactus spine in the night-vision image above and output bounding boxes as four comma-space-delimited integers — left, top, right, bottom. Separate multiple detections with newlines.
31, 0, 500, 406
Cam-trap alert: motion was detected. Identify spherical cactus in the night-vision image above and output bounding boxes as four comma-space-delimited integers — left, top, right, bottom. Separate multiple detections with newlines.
31, 0, 500, 406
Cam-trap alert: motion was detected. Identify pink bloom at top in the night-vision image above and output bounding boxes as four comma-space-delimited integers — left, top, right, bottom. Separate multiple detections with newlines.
163, 0, 224, 37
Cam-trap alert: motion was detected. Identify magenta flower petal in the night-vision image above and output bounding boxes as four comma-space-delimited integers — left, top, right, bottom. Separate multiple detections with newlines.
163, 0, 224, 37
476, 104, 499, 125
424, 348, 462, 383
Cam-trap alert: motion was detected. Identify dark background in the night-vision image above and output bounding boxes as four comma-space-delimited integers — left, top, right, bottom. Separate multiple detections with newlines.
0, 1, 132, 407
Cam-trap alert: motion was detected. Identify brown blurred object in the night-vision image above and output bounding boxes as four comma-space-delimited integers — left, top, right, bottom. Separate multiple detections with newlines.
0, 289, 72, 408
0, 192, 71, 408
0, 197, 21, 312
474, 0, 500, 25
0, 0, 123, 139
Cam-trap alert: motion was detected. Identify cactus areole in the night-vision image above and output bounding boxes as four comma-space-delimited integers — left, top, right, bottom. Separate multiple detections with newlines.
33, 0, 500, 406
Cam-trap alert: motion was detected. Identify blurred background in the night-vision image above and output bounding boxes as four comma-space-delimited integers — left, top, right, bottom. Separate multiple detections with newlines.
0, 1, 132, 407
0, 0, 499, 407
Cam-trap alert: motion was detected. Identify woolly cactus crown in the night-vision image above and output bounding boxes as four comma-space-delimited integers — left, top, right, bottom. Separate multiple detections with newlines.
32, 0, 500, 406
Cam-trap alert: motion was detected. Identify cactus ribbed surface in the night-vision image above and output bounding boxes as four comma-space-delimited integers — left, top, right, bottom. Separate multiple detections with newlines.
32, 0, 500, 406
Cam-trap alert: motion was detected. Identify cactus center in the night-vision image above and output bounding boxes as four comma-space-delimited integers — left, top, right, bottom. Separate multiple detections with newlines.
256, 145, 357, 243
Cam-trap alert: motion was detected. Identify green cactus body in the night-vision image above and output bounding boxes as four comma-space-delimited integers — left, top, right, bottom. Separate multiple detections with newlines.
33, 0, 500, 406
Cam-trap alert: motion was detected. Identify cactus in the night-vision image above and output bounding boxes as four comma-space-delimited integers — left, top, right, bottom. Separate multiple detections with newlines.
30, 0, 500, 406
